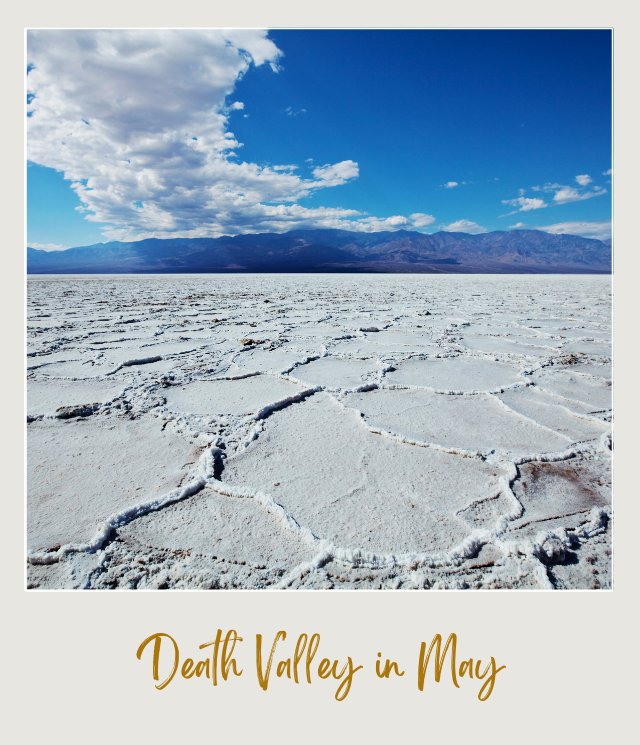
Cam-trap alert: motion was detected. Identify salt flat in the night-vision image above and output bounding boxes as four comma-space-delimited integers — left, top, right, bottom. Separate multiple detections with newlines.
26, 274, 612, 590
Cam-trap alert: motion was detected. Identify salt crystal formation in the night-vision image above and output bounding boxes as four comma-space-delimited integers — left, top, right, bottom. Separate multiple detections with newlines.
26, 274, 612, 590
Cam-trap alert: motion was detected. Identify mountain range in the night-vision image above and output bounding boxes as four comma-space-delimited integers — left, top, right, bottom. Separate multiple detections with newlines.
27, 229, 612, 274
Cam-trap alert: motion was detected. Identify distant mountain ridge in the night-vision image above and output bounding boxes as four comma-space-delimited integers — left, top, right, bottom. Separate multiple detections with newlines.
27, 229, 612, 274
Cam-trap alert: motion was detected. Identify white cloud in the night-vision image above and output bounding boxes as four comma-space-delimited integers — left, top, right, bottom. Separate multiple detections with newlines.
553, 185, 607, 204
311, 160, 360, 188
284, 106, 307, 117
409, 213, 436, 228
538, 221, 611, 241
502, 196, 547, 213
529, 179, 607, 203
533, 182, 562, 193
28, 241, 69, 251
352, 215, 410, 231
341, 213, 435, 233
506, 175, 609, 218
509, 222, 527, 229
441, 219, 487, 234
444, 181, 459, 189
552, 187, 580, 203
603, 168, 612, 176
27, 30, 430, 241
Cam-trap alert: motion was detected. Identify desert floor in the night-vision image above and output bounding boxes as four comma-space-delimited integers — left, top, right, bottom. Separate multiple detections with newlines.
26, 274, 611, 589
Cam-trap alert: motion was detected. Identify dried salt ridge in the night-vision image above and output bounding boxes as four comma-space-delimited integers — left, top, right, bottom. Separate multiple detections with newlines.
26, 274, 612, 590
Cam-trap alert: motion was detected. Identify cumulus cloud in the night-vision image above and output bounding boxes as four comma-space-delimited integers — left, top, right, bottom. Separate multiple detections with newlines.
311, 160, 360, 188
502, 196, 547, 213
27, 30, 431, 241
516, 175, 608, 213
295, 212, 435, 233
553, 185, 607, 204
509, 222, 527, 229
444, 181, 459, 189
441, 219, 487, 234
538, 221, 611, 241
343, 213, 435, 232
529, 178, 608, 203
409, 213, 436, 228
603, 168, 612, 176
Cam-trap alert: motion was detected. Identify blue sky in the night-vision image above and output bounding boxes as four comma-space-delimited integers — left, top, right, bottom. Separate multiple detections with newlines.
27, 29, 612, 249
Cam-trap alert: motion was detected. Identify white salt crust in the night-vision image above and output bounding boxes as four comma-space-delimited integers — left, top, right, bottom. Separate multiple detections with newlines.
26, 274, 611, 589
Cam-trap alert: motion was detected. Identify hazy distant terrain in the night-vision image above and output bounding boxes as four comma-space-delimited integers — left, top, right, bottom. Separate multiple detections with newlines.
26, 274, 611, 590
27, 229, 612, 274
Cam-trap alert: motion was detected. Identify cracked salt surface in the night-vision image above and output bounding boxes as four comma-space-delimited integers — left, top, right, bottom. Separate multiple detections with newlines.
384, 356, 524, 393
27, 417, 199, 553
459, 335, 560, 358
223, 392, 504, 555
288, 357, 377, 390
342, 388, 572, 456
26, 274, 612, 589
165, 376, 306, 417
27, 378, 125, 417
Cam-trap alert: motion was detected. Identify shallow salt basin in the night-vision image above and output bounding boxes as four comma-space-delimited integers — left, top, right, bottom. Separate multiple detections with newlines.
27, 350, 85, 368
562, 340, 611, 356
530, 368, 612, 410
385, 356, 524, 392
233, 346, 311, 373
221, 393, 503, 555
164, 375, 306, 416
27, 378, 125, 416
509, 456, 611, 533
332, 329, 441, 356
343, 387, 572, 456
290, 356, 377, 389
99, 338, 204, 365
459, 335, 559, 357
27, 417, 198, 552
496, 387, 609, 442
26, 273, 612, 590
120, 486, 316, 569
560, 362, 612, 380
